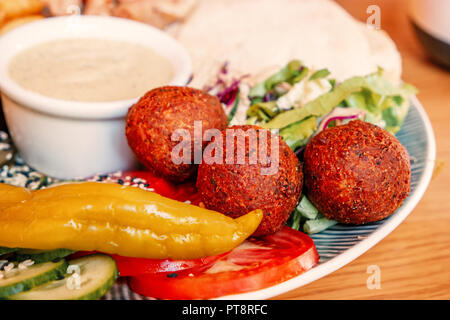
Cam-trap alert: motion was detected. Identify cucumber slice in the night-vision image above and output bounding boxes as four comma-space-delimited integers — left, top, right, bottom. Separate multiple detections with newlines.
15, 249, 75, 264
0, 259, 67, 299
0, 247, 19, 256
9, 254, 118, 300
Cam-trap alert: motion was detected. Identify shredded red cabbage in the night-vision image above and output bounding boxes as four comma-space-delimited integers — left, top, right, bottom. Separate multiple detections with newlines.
204, 62, 248, 107
262, 92, 277, 102
216, 78, 242, 107
186, 74, 194, 85
322, 114, 360, 130
317, 108, 366, 133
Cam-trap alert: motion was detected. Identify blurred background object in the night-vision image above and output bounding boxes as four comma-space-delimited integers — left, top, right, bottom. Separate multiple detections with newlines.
409, 0, 450, 69
0, 0, 44, 21
42, 0, 198, 29
0, 1, 199, 31
84, 0, 114, 16
44, 0, 83, 16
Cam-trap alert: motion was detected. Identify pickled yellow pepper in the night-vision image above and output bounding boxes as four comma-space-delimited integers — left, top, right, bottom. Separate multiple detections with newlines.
0, 182, 262, 259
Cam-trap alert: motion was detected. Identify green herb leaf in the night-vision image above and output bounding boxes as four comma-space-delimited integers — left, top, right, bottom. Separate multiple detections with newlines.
309, 68, 331, 80
279, 116, 317, 150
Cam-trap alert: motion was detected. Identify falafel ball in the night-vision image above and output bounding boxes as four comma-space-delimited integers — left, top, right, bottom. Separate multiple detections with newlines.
303, 120, 411, 224
126, 86, 228, 182
196, 125, 303, 236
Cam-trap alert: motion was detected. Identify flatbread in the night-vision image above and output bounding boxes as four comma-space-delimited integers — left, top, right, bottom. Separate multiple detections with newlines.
359, 23, 402, 84
174, 0, 402, 87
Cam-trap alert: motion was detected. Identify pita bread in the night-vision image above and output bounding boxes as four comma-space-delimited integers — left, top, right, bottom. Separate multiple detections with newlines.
174, 0, 402, 87
359, 23, 402, 84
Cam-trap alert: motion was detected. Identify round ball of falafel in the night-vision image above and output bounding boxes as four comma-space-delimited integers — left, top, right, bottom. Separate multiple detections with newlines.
126, 86, 228, 182
196, 125, 303, 236
303, 120, 411, 224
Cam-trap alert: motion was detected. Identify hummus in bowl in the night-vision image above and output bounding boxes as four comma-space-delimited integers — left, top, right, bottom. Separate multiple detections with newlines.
0, 16, 191, 179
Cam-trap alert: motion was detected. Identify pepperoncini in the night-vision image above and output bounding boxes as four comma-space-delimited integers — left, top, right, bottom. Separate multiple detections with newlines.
0, 182, 262, 259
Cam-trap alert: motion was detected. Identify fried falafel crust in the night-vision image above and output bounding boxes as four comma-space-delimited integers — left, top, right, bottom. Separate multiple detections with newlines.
126, 86, 228, 182
196, 125, 303, 236
304, 120, 411, 224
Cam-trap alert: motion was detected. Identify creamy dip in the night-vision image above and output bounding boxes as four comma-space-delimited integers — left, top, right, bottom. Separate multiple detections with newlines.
8, 38, 174, 102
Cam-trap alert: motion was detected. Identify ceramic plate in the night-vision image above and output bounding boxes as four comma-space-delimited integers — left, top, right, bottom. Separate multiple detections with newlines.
0, 96, 436, 300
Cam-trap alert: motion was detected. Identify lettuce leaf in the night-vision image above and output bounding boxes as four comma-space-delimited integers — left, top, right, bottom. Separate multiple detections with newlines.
248, 60, 304, 99
262, 76, 366, 129
262, 69, 417, 133
344, 71, 417, 133
280, 116, 317, 150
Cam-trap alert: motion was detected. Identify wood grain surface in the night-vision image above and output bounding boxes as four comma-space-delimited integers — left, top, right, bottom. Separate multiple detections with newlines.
275, 0, 450, 300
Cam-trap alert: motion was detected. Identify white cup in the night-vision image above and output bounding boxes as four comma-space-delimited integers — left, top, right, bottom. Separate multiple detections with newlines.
0, 16, 192, 179
409, 0, 450, 44
409, 0, 450, 68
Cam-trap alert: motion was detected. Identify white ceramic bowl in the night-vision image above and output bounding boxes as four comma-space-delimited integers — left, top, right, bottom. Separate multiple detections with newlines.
0, 16, 192, 179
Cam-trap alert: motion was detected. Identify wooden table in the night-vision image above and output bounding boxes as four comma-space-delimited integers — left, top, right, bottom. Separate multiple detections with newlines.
276, 0, 450, 300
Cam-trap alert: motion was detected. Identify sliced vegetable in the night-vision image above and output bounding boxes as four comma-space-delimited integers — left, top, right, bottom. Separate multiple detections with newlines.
316, 107, 366, 133
248, 82, 266, 99
287, 209, 303, 231
9, 254, 118, 300
206, 62, 246, 109
129, 227, 319, 300
262, 69, 416, 132
0, 182, 263, 260
0, 247, 19, 256
110, 253, 226, 277
0, 259, 67, 299
247, 101, 279, 121
69, 250, 222, 278
263, 76, 366, 129
217, 78, 242, 107
304, 216, 338, 234
103, 170, 201, 204
227, 89, 240, 121
249, 60, 304, 99
345, 88, 378, 113
288, 197, 338, 235
296, 196, 319, 220
292, 66, 309, 84
264, 60, 303, 90
79, 172, 226, 278
309, 68, 331, 80
279, 116, 317, 150
343, 71, 417, 133
15, 249, 75, 264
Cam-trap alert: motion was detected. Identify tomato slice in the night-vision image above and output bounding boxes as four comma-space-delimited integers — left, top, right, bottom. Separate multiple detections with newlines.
68, 251, 224, 277
88, 170, 201, 204
128, 226, 319, 299
110, 254, 226, 277
80, 171, 213, 276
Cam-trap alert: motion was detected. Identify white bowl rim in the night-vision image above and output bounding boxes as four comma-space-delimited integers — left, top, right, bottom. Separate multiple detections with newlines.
0, 16, 192, 120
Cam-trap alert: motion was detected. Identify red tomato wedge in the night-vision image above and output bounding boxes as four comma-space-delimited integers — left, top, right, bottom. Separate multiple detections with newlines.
88, 170, 201, 204
79, 171, 213, 276
129, 226, 319, 299
68, 251, 225, 277
110, 254, 226, 277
